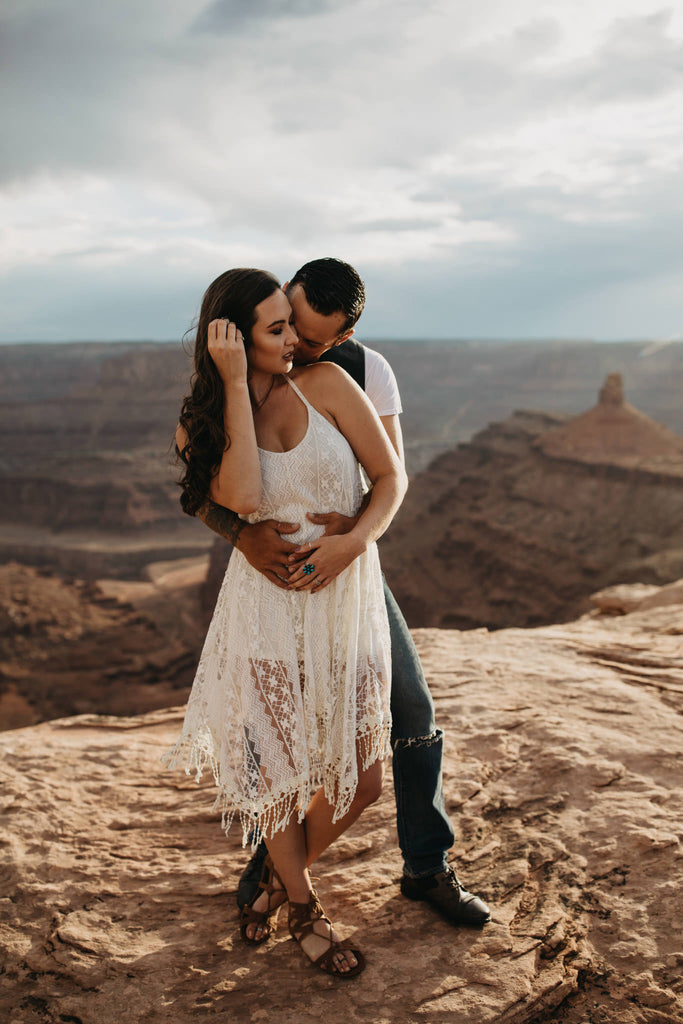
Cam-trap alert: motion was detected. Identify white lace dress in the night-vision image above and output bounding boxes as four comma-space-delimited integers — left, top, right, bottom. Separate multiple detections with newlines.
162, 378, 392, 845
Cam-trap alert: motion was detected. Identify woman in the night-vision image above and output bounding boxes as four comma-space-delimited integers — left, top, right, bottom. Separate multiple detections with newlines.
162, 268, 407, 978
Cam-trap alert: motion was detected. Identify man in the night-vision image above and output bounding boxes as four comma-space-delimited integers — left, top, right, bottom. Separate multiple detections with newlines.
198, 258, 490, 928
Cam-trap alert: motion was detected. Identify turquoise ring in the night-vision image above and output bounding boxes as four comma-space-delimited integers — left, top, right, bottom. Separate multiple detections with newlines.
302, 563, 315, 576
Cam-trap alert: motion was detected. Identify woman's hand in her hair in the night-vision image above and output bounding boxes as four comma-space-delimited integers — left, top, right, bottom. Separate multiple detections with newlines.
207, 318, 248, 386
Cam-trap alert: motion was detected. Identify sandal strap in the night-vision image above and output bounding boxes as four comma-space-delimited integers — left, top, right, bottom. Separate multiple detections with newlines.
239, 854, 287, 946
290, 912, 332, 945
240, 903, 270, 927
288, 891, 366, 978
313, 943, 365, 975
249, 855, 286, 911
288, 891, 325, 938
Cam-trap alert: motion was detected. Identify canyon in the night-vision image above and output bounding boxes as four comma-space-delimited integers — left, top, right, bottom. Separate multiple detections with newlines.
2, 339, 683, 581
380, 373, 683, 629
3, 339, 683, 729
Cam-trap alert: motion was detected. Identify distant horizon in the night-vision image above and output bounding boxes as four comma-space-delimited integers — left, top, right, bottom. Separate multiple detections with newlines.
2, 335, 682, 348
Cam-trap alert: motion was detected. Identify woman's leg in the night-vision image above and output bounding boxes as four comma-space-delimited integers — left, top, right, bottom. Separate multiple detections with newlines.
245, 754, 383, 921
304, 756, 383, 865
241, 803, 304, 943
264, 817, 310, 903
263, 817, 362, 974
245, 755, 382, 971
243, 805, 366, 973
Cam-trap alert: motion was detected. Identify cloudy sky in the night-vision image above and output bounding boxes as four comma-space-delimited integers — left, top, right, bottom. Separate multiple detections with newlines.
1, 0, 682, 341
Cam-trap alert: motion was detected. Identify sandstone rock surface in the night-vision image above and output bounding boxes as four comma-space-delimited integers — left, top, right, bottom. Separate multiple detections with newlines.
2, 587, 682, 1024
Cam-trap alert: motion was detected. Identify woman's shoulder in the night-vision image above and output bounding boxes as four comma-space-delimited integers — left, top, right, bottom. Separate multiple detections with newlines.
289, 364, 365, 422
290, 361, 344, 381
290, 361, 359, 397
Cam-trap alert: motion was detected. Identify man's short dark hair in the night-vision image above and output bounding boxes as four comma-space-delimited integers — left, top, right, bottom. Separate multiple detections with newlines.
288, 258, 366, 334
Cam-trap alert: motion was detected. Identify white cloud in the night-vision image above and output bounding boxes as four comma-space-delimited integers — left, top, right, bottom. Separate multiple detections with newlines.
1, 0, 682, 339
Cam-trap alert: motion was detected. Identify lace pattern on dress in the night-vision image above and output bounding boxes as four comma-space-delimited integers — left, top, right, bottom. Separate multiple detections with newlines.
161, 377, 392, 845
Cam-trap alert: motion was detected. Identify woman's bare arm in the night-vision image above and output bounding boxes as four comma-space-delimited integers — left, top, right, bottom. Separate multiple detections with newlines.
205, 319, 262, 513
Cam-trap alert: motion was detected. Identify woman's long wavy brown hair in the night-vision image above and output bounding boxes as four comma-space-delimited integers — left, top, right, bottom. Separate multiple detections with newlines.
177, 268, 281, 516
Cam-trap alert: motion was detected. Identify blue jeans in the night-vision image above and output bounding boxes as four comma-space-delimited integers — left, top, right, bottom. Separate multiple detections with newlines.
384, 578, 455, 878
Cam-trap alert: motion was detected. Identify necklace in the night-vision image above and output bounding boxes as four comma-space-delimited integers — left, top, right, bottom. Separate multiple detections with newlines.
249, 374, 277, 412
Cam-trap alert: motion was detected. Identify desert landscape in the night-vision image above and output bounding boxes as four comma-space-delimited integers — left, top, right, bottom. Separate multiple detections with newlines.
2, 339, 683, 1022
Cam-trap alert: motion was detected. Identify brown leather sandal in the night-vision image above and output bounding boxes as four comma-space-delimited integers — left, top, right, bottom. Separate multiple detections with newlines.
239, 854, 287, 945
288, 890, 366, 979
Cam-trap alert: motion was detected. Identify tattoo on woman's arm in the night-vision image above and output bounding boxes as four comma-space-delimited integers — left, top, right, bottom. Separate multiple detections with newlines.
198, 500, 245, 546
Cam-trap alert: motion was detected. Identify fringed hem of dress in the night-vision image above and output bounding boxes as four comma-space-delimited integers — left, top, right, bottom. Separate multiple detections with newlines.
160, 717, 391, 849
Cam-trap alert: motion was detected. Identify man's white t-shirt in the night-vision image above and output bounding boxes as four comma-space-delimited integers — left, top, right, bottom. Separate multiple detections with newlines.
362, 345, 403, 418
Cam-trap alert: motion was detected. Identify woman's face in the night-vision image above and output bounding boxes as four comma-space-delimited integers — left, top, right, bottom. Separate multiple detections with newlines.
247, 289, 298, 376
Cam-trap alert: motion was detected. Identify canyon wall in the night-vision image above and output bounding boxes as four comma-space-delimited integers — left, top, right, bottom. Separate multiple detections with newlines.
380, 376, 683, 629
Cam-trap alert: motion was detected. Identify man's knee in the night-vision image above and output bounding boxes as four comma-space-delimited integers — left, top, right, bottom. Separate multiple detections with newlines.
392, 727, 443, 753
389, 655, 437, 738
390, 692, 436, 739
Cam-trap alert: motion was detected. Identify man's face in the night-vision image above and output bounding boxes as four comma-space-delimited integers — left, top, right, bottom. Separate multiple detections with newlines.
287, 283, 353, 366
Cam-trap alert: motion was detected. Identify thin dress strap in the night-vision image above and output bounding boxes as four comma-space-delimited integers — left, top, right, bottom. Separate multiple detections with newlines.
285, 375, 312, 407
